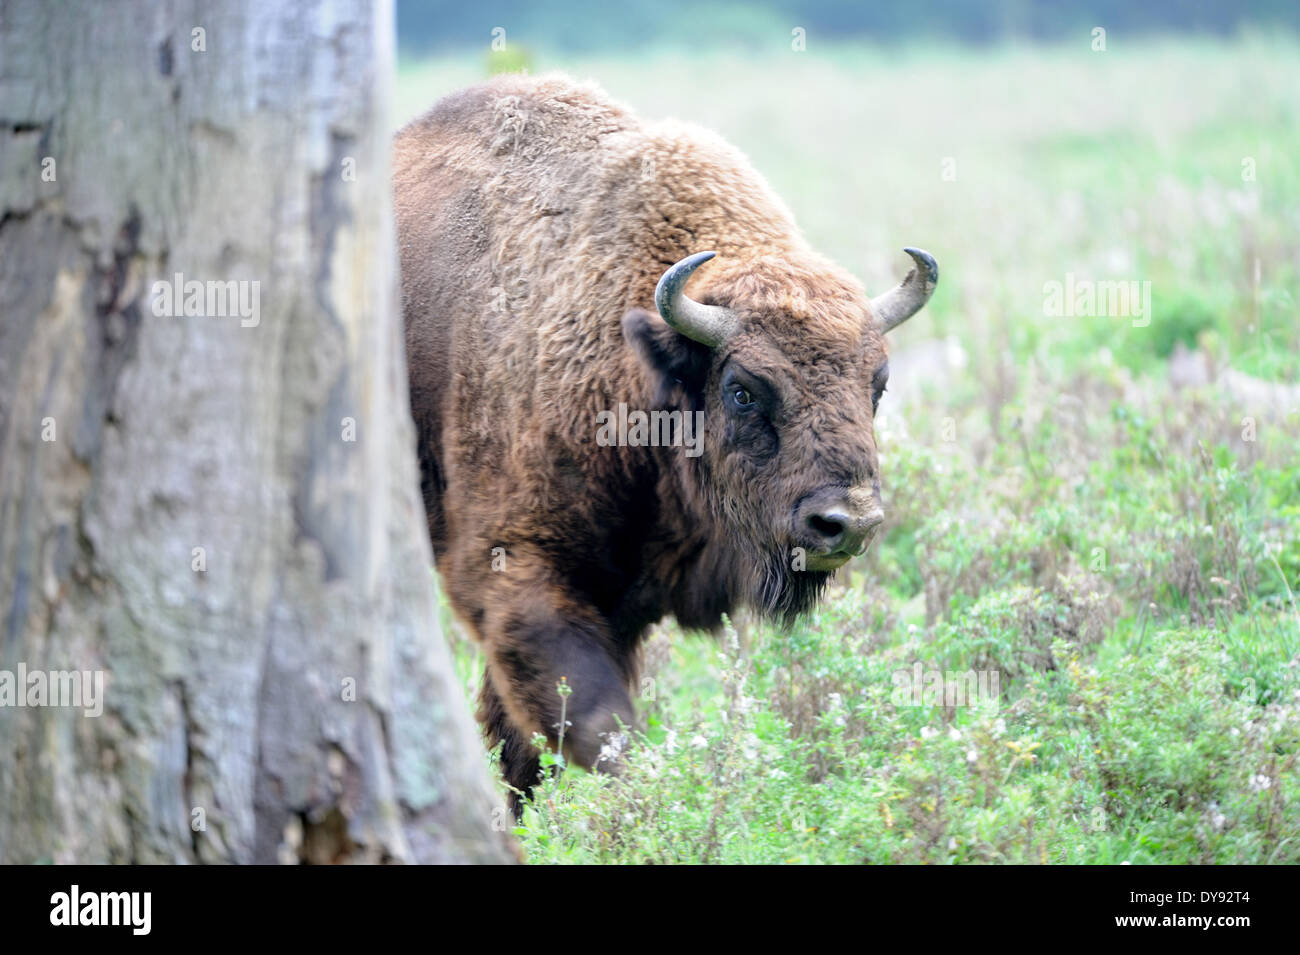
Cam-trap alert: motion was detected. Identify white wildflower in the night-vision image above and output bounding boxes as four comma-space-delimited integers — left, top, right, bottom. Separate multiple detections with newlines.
599, 731, 627, 764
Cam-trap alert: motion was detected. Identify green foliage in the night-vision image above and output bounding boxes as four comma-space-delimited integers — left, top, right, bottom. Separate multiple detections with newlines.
1148, 294, 1218, 359
512, 604, 1299, 864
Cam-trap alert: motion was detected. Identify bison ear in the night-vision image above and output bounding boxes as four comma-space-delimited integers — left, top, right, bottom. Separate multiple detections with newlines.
622, 308, 711, 406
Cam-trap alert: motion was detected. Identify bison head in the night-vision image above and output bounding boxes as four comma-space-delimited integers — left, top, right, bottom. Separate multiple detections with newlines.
623, 247, 937, 622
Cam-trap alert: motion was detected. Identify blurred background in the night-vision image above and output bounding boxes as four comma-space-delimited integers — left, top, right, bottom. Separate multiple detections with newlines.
393, 1, 1300, 863
399, 0, 1300, 52
395, 0, 1298, 385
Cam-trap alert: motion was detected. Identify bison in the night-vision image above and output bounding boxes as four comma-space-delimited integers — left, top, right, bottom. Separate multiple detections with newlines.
394, 74, 937, 808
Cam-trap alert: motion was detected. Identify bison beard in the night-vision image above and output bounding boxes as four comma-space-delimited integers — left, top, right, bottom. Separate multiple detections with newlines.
757, 556, 833, 625
394, 74, 937, 813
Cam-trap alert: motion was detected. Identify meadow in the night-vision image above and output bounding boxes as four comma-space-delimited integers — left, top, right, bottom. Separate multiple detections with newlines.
397, 35, 1300, 863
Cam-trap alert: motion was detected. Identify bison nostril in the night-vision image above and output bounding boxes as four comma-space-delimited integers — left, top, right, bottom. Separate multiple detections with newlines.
807, 513, 846, 543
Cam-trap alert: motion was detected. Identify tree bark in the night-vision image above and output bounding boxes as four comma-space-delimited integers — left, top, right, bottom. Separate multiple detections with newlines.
0, 0, 515, 863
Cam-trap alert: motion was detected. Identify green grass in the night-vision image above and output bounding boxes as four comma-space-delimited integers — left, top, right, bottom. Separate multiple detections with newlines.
405, 36, 1300, 863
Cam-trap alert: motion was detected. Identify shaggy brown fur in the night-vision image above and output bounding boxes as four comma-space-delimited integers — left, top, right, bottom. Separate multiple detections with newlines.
394, 74, 907, 808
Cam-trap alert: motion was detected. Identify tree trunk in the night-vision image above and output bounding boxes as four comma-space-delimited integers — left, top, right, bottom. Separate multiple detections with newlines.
0, 0, 515, 864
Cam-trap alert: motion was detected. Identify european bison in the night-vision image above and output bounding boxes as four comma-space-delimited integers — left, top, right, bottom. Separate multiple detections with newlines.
394, 74, 937, 807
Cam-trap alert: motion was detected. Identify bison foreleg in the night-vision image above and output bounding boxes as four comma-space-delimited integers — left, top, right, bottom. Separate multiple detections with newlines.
482, 598, 634, 811
477, 674, 543, 817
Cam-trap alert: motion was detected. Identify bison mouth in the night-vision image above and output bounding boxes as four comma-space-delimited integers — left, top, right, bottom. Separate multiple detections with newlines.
802, 523, 882, 571
804, 551, 855, 571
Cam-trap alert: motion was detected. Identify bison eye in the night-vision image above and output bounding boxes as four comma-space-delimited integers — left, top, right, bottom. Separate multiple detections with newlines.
731, 387, 754, 408
871, 361, 889, 411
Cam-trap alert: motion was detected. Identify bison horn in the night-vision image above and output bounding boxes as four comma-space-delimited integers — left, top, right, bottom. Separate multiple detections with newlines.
870, 247, 939, 333
654, 251, 739, 348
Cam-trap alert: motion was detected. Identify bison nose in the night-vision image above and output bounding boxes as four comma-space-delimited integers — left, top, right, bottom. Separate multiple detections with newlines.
803, 504, 885, 556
